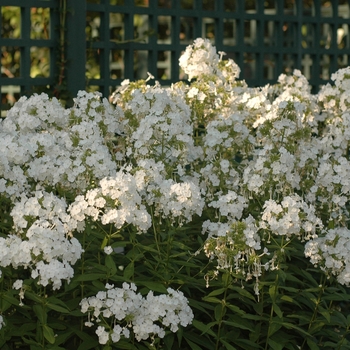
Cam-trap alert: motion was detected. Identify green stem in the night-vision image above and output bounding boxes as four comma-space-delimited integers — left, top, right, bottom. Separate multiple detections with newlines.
79, 229, 87, 333
165, 226, 173, 279
265, 273, 279, 350
337, 324, 350, 350
300, 275, 326, 349
215, 273, 230, 350
151, 207, 161, 256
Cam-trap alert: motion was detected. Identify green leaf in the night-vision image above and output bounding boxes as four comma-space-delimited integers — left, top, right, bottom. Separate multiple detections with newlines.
24, 291, 43, 303
173, 260, 202, 267
309, 321, 325, 334
206, 288, 226, 297
92, 279, 106, 290
249, 322, 261, 342
279, 286, 300, 293
282, 322, 312, 337
184, 338, 203, 350
123, 261, 134, 280
269, 285, 277, 300
192, 319, 217, 337
71, 327, 99, 349
220, 339, 238, 350
214, 303, 224, 322
226, 304, 246, 316
319, 308, 331, 323
234, 338, 261, 349
183, 333, 214, 350
323, 341, 338, 347
77, 341, 99, 350
189, 298, 214, 315
43, 324, 55, 344
269, 319, 283, 336
0, 298, 17, 313
323, 293, 350, 301
202, 296, 222, 304
136, 281, 167, 293
299, 270, 319, 287
33, 304, 46, 324
105, 254, 117, 275
21, 337, 43, 349
74, 273, 106, 281
52, 329, 74, 346
306, 338, 320, 350
222, 320, 254, 332
163, 333, 174, 349
273, 302, 283, 318
21, 322, 38, 332
229, 286, 256, 301
46, 303, 70, 314
331, 310, 348, 327
268, 338, 284, 350
101, 236, 108, 250
280, 295, 295, 303
138, 244, 159, 254
286, 314, 311, 323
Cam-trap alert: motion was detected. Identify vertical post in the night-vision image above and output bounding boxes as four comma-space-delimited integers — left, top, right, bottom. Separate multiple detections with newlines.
21, 5, 31, 95
123, 7, 134, 80
172, 1, 181, 81
275, 0, 284, 80
296, 0, 303, 69
236, 0, 245, 72
66, 0, 86, 102
148, 1, 158, 80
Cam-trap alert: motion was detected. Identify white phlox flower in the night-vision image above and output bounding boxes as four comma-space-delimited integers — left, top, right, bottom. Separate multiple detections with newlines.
0, 91, 122, 197
0, 315, 5, 330
305, 227, 350, 286
80, 283, 193, 344
260, 195, 322, 240
69, 169, 152, 233
3, 191, 83, 289
151, 179, 204, 225
208, 190, 247, 220
179, 38, 220, 81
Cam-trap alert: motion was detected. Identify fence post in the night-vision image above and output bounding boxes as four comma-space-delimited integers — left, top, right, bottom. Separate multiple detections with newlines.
66, 0, 86, 102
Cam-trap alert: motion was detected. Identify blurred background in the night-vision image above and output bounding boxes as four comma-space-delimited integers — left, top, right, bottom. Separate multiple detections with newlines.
1, 0, 350, 114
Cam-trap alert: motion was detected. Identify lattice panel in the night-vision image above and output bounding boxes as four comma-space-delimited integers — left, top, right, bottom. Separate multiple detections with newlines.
0, 0, 58, 114
1, 0, 350, 114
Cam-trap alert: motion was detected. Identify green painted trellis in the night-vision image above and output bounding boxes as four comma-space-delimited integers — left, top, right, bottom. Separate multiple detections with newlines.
1, 0, 350, 114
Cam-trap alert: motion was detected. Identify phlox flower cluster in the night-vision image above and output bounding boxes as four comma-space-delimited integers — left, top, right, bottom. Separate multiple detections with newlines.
201, 113, 254, 192
243, 95, 319, 198
111, 84, 201, 168
80, 282, 193, 344
69, 162, 204, 231
305, 227, 350, 285
175, 39, 245, 129
0, 91, 120, 197
318, 66, 350, 115
203, 216, 267, 296
0, 190, 83, 289
179, 38, 222, 81
259, 195, 322, 240
69, 168, 152, 233
134, 158, 204, 225
152, 179, 204, 225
